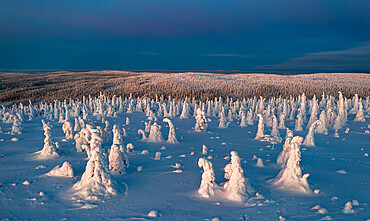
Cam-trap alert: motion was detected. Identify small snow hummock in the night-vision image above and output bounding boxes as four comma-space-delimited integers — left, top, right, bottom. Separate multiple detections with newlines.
163, 118, 179, 144
198, 158, 218, 198
126, 143, 134, 152
334, 129, 340, 138
270, 136, 312, 195
46, 161, 74, 177
147, 210, 160, 218
256, 158, 264, 167
154, 151, 161, 160
223, 151, 254, 202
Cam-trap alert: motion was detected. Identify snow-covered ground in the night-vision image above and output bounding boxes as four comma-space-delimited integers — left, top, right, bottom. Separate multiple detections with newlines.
0, 94, 369, 220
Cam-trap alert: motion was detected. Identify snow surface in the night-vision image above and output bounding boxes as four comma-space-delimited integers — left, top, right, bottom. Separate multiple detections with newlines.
0, 95, 369, 220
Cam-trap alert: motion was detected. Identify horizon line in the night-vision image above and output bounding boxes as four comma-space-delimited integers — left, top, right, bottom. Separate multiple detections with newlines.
0, 69, 369, 75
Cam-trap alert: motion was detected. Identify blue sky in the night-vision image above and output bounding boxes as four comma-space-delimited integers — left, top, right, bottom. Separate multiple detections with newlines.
0, 0, 369, 73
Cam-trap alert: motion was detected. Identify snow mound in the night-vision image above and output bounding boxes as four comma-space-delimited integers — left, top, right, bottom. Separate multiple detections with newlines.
256, 158, 264, 167
147, 210, 160, 217
46, 161, 74, 177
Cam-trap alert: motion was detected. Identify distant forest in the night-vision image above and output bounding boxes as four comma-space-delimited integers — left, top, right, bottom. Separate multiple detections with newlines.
1, 71, 369, 105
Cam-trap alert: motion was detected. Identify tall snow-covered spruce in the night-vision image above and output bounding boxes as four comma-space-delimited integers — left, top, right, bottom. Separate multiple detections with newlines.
198, 158, 218, 198
223, 151, 254, 202
194, 108, 208, 132
33, 120, 60, 160
71, 129, 118, 201
109, 124, 129, 174
255, 114, 265, 139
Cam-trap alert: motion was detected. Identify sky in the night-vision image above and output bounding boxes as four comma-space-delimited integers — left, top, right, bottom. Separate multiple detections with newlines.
0, 0, 369, 73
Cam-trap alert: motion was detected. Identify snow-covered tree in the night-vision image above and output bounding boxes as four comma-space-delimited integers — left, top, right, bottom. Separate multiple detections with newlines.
255, 114, 265, 139
303, 120, 321, 147
138, 129, 147, 141
239, 111, 247, 127
271, 136, 312, 194
333, 92, 347, 129
202, 144, 208, 155
109, 124, 129, 174
34, 120, 60, 160
180, 101, 190, 119
294, 111, 304, 131
163, 118, 179, 144
147, 122, 165, 142
316, 110, 328, 134
306, 97, 319, 129
278, 113, 286, 129
246, 109, 254, 125
145, 121, 152, 133
194, 109, 208, 132
354, 102, 365, 122
223, 151, 254, 202
270, 115, 280, 137
109, 144, 128, 174
10, 117, 22, 135
71, 141, 117, 201
62, 120, 73, 140
198, 158, 218, 198
74, 118, 81, 132
104, 121, 112, 143
276, 128, 294, 165
78, 117, 86, 129
218, 109, 229, 128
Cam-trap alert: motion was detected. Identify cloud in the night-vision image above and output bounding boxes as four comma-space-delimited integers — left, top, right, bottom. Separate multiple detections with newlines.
255, 42, 370, 72
206, 54, 252, 58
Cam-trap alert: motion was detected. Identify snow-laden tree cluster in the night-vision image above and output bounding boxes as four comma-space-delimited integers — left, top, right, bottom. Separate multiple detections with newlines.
198, 151, 254, 202
0, 90, 368, 204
